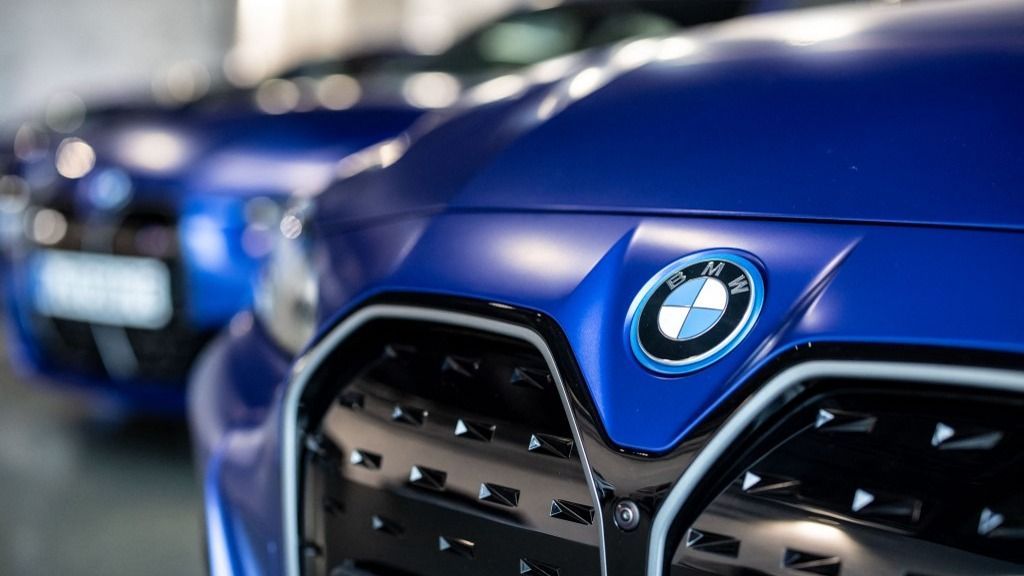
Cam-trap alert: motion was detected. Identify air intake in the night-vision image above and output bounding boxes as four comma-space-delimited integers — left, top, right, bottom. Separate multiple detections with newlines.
657, 361, 1024, 576
291, 307, 602, 576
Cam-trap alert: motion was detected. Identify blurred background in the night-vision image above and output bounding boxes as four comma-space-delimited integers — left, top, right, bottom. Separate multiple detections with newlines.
1, 0, 523, 128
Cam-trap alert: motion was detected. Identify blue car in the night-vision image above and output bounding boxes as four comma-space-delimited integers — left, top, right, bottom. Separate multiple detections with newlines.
2, 90, 420, 413
2, 0, 739, 414
193, 1, 1024, 575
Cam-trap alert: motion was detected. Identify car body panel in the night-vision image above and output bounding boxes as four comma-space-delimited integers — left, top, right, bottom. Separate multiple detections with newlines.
188, 1, 1024, 574
316, 0, 1024, 232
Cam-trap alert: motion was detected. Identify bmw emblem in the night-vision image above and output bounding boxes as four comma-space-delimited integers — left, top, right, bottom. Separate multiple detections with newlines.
628, 251, 764, 375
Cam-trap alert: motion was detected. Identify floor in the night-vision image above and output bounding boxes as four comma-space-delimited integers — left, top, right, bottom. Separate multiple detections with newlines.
0, 333, 204, 576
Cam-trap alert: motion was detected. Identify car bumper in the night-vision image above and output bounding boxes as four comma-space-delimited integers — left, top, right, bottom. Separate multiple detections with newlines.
189, 313, 292, 576
1, 197, 263, 411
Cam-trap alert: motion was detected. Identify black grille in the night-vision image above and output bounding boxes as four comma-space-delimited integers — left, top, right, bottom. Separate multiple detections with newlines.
671, 379, 1024, 575
27, 202, 214, 383
291, 302, 1024, 576
299, 319, 601, 576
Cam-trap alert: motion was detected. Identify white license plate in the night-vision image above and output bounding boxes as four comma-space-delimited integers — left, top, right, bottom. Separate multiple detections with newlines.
32, 250, 173, 329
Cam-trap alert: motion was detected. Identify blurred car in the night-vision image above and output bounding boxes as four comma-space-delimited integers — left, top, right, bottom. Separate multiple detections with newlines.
1, 0, 750, 413
188, 1, 1024, 575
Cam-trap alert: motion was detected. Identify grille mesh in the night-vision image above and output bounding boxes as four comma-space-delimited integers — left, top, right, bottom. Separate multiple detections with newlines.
299, 319, 601, 576
292, 306, 1024, 576
671, 380, 1024, 575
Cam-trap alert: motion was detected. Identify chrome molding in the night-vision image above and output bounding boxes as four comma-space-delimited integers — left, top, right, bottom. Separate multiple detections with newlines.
280, 304, 608, 576
646, 360, 1024, 576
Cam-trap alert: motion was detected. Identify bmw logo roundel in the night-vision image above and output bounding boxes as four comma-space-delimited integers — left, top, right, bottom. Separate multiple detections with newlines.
628, 252, 764, 375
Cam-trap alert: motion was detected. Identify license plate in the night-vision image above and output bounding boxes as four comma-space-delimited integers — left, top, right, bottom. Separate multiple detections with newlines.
32, 250, 173, 329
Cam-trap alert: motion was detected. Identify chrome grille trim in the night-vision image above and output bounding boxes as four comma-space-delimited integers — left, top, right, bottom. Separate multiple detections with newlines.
647, 360, 1024, 576
281, 304, 608, 576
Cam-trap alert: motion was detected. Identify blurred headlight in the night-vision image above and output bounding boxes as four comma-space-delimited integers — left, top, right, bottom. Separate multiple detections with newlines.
254, 201, 319, 355
13, 123, 50, 162
0, 175, 31, 215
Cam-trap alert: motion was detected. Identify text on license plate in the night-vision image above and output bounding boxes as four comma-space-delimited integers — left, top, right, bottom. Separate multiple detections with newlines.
32, 250, 173, 330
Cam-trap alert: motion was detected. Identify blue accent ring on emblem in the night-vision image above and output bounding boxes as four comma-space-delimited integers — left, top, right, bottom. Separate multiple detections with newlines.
627, 250, 765, 375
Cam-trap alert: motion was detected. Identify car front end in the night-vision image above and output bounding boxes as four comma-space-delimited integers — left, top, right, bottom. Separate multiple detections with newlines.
191, 1, 1024, 575
2, 101, 419, 412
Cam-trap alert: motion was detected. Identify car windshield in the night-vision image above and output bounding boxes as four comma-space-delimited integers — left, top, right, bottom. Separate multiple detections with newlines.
280, 51, 411, 79
284, 1, 751, 84
384, 1, 748, 78
251, 0, 879, 110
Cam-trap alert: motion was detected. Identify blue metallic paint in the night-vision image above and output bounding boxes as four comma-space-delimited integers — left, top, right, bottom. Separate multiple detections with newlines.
3, 97, 423, 409
188, 2, 1024, 574
316, 1, 1024, 231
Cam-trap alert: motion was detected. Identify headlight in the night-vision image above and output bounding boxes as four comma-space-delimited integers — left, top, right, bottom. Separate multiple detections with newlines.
254, 200, 318, 355
0, 174, 31, 249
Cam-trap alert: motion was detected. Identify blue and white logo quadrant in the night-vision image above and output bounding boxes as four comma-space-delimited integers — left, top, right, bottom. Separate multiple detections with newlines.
657, 277, 728, 340
629, 251, 764, 375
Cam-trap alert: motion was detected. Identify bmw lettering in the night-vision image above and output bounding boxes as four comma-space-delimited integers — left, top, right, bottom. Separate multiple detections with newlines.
630, 253, 763, 374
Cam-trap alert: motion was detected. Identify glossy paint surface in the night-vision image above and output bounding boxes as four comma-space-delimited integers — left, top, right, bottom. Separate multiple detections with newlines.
189, 2, 1024, 574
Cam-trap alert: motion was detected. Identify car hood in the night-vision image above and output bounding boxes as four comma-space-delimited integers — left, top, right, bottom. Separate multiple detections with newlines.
22, 90, 423, 203
316, 0, 1024, 232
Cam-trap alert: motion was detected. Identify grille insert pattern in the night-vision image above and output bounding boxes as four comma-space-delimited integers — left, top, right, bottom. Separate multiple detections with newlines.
409, 465, 447, 491
684, 529, 739, 558
549, 499, 595, 525
671, 380, 1024, 575
480, 483, 521, 507
528, 433, 575, 459
455, 419, 496, 442
290, 305, 1024, 576
520, 557, 561, 575
783, 549, 840, 576
299, 319, 600, 576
